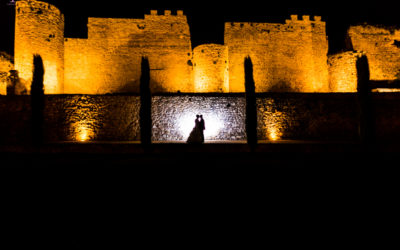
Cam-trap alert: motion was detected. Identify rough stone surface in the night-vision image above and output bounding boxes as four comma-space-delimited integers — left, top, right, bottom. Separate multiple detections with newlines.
193, 44, 229, 92
12, 2, 400, 95
44, 95, 141, 142
14, 0, 64, 94
3, 94, 400, 144
348, 25, 400, 81
152, 94, 246, 141
328, 51, 364, 92
64, 11, 193, 94
14, 3, 336, 94
256, 93, 360, 140
225, 15, 329, 92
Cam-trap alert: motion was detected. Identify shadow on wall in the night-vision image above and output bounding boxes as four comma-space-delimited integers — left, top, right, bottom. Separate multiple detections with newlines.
6, 70, 28, 95
265, 81, 300, 92
108, 48, 169, 94
91, 30, 188, 94
107, 75, 169, 94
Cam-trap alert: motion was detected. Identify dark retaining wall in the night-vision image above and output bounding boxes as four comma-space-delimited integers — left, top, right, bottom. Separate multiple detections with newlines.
45, 95, 141, 142
1, 93, 400, 144
0, 95, 141, 144
0, 96, 32, 144
256, 93, 360, 141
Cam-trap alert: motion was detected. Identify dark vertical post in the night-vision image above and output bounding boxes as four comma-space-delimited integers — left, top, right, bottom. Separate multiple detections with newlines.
31, 54, 45, 146
140, 57, 152, 147
244, 56, 257, 149
356, 54, 375, 147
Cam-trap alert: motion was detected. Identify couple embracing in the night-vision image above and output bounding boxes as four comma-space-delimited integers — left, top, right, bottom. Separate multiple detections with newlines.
187, 115, 205, 144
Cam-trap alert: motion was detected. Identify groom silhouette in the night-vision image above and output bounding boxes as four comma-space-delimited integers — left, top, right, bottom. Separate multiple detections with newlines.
199, 115, 205, 143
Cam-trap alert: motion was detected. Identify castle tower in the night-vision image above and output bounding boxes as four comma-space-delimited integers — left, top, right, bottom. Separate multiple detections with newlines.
14, 0, 64, 94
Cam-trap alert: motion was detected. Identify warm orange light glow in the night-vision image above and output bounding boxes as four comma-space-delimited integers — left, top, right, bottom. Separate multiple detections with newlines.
348, 25, 400, 82
328, 51, 362, 92
267, 125, 283, 141
373, 88, 400, 93
193, 44, 229, 92
64, 15, 193, 94
225, 16, 330, 93
73, 123, 94, 142
261, 111, 286, 141
18, 3, 398, 95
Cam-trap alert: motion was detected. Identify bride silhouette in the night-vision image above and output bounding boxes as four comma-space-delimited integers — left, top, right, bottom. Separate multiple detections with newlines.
187, 115, 205, 144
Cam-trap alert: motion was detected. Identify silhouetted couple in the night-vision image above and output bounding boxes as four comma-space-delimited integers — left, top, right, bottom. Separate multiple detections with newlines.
187, 115, 205, 144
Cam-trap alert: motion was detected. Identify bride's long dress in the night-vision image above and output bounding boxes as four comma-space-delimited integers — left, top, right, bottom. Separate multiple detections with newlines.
187, 121, 203, 144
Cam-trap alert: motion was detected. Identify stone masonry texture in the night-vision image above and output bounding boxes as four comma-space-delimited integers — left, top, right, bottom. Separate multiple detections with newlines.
151, 94, 246, 141
15, 0, 64, 94
11, 1, 400, 94
348, 25, 400, 81
2, 93, 400, 144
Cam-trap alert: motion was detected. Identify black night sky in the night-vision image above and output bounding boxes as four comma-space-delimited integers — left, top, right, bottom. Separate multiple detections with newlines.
1, 0, 400, 55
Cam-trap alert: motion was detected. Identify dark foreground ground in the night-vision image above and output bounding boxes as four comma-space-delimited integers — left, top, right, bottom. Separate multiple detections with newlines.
1, 140, 399, 184
1, 141, 397, 249
1, 140, 399, 167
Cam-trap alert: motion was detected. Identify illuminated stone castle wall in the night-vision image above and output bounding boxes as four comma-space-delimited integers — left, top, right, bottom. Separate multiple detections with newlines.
14, 0, 64, 94
0, 52, 13, 95
328, 51, 364, 92
13, 1, 332, 94
64, 10, 193, 94
348, 25, 400, 81
193, 44, 229, 92
224, 15, 329, 92
11, 1, 400, 95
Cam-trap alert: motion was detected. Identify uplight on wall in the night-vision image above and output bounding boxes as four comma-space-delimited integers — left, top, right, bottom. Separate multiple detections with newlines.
73, 122, 95, 142
262, 111, 285, 141
266, 124, 283, 141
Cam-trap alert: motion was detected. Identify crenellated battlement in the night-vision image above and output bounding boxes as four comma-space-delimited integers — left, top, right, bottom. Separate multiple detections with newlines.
13, 4, 335, 95
225, 14, 325, 35
145, 9, 186, 20
147, 10, 184, 16
224, 14, 329, 92
87, 9, 190, 40
285, 14, 322, 23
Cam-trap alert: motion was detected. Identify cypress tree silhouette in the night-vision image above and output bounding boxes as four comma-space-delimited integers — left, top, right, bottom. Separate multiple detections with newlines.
31, 54, 45, 145
140, 57, 152, 146
356, 54, 375, 146
244, 56, 257, 149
